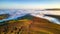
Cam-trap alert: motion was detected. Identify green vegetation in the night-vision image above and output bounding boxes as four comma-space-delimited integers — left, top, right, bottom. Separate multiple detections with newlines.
17, 14, 33, 20
0, 14, 9, 20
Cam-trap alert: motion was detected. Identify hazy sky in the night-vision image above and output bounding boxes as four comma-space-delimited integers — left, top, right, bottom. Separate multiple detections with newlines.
0, 0, 60, 9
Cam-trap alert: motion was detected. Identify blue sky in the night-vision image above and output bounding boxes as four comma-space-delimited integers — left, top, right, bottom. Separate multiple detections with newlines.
0, 0, 60, 9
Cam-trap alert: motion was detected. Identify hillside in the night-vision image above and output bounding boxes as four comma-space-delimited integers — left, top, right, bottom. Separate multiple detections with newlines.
0, 14, 60, 34
0, 14, 9, 20
45, 14, 60, 19
46, 8, 60, 11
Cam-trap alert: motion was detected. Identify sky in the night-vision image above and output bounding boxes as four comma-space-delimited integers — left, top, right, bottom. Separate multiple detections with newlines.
0, 0, 60, 9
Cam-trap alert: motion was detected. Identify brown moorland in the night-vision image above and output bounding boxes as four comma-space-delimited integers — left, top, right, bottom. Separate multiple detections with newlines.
0, 15, 60, 34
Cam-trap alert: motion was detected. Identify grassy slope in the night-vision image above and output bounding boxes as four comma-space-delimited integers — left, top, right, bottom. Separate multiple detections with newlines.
0, 14, 9, 20
29, 17, 60, 34
0, 14, 60, 34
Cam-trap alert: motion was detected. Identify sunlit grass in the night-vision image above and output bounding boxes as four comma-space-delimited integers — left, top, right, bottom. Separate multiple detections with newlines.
0, 15, 60, 34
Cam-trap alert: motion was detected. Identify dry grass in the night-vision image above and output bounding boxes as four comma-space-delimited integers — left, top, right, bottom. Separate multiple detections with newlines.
0, 17, 60, 34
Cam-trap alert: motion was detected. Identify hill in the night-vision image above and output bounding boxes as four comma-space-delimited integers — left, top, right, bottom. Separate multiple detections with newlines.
0, 14, 9, 20
0, 14, 60, 34
46, 8, 60, 11
45, 14, 60, 19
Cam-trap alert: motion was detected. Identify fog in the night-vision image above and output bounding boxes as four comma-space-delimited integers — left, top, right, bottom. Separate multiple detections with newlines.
0, 9, 60, 24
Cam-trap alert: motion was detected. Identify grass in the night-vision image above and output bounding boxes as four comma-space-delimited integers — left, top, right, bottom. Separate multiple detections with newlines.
0, 14, 9, 20
0, 14, 60, 34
